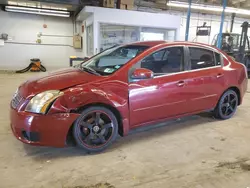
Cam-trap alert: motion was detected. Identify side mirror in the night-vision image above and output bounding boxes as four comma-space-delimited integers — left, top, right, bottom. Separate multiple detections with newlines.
131, 68, 153, 80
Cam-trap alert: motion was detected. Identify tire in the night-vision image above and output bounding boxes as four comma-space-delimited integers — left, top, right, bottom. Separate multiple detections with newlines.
214, 89, 238, 120
73, 106, 118, 153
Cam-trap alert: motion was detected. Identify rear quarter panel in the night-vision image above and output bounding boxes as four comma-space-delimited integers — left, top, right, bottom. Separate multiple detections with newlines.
222, 54, 248, 104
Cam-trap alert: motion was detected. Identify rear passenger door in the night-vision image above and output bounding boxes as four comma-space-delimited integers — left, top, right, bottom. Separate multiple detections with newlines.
188, 47, 225, 110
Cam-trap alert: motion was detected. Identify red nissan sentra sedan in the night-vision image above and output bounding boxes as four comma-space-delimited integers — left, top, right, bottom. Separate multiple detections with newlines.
10, 41, 248, 152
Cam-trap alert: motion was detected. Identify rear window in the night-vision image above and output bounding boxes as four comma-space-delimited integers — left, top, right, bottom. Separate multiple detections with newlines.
189, 47, 215, 70
215, 52, 222, 65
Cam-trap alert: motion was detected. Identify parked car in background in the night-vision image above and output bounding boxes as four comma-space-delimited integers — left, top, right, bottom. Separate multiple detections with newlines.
10, 41, 248, 152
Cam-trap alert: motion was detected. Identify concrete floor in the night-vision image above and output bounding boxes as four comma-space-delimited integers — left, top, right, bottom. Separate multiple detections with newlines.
1, 72, 250, 188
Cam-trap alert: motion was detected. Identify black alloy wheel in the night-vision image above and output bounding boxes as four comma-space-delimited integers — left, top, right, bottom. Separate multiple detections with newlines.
214, 89, 238, 120
73, 106, 118, 152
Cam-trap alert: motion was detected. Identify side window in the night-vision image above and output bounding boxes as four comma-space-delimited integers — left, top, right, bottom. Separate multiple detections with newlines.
215, 52, 222, 65
141, 47, 184, 74
152, 49, 165, 61
189, 47, 215, 70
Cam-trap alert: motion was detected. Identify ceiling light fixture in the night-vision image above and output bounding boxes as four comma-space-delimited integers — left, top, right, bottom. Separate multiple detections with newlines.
167, 1, 250, 15
167, 1, 223, 12
225, 7, 250, 15
5, 6, 70, 17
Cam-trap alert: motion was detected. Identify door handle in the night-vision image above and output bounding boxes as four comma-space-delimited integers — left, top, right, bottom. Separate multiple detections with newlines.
177, 80, 185, 87
216, 73, 224, 78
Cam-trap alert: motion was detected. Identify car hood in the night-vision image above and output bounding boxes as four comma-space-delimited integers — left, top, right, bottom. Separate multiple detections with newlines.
19, 67, 102, 97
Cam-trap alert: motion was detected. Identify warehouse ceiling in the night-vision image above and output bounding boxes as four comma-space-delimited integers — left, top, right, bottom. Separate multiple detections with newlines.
213, 0, 250, 8
1, 0, 250, 16
0, 0, 99, 12
133, 0, 250, 18
191, 0, 250, 8
135, 0, 250, 10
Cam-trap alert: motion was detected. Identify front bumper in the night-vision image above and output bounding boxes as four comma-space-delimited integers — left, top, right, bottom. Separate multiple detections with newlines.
10, 107, 79, 147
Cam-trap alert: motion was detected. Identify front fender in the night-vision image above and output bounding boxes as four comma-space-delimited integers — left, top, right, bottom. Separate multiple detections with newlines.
48, 84, 130, 135
66, 86, 127, 110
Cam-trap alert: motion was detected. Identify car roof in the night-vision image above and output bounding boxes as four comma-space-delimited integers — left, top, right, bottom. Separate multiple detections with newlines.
129, 40, 167, 47
129, 40, 219, 51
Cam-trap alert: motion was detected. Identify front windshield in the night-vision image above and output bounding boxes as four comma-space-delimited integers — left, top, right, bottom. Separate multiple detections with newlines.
81, 45, 149, 75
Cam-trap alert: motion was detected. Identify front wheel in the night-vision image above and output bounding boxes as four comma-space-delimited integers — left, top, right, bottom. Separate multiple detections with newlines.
73, 106, 118, 153
214, 89, 238, 120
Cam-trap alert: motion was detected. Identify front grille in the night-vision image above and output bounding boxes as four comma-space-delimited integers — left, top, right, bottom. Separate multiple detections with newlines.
11, 91, 24, 109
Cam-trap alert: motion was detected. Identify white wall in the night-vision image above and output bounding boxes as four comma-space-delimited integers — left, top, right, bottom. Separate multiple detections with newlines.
91, 7, 180, 29
0, 10, 83, 70
93, 7, 181, 52
78, 6, 181, 55
81, 15, 94, 56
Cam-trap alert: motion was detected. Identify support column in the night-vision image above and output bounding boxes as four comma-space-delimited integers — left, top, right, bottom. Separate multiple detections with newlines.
230, 13, 236, 33
217, 0, 227, 48
185, 0, 192, 41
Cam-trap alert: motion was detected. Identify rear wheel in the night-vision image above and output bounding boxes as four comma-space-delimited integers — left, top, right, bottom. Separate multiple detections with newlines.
73, 106, 118, 153
214, 89, 238, 120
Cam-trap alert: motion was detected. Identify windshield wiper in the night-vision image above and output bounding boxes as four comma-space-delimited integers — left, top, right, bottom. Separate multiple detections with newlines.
81, 66, 101, 76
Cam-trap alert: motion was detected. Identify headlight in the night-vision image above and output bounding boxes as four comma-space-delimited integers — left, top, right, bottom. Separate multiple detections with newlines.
25, 90, 63, 114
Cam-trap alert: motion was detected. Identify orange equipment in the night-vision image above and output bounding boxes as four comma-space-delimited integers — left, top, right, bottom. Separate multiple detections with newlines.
16, 58, 46, 73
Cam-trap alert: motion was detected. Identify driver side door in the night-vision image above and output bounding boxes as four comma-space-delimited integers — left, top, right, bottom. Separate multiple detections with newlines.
128, 46, 195, 127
